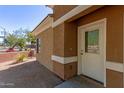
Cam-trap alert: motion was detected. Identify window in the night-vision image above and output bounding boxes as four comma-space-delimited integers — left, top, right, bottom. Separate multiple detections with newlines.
36, 38, 40, 53
85, 29, 99, 53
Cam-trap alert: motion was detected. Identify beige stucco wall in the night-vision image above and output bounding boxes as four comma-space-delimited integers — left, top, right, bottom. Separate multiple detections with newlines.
36, 27, 53, 71
53, 22, 77, 57
53, 23, 65, 57
53, 18, 78, 80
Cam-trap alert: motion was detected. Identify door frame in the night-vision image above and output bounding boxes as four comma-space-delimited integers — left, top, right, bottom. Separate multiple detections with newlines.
77, 18, 107, 87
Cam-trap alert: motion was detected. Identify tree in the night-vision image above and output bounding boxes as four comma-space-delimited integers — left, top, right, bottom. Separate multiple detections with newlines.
26, 32, 36, 45
6, 34, 18, 48
17, 38, 26, 51
5, 28, 29, 49
5, 28, 35, 51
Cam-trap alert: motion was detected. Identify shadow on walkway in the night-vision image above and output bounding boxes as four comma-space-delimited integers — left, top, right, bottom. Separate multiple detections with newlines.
0, 61, 63, 88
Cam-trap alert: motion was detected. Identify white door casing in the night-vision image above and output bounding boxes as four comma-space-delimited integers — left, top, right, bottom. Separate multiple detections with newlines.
78, 18, 106, 87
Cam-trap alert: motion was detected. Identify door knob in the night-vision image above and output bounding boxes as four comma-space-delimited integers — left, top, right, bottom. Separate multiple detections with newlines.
80, 50, 83, 55
80, 53, 83, 55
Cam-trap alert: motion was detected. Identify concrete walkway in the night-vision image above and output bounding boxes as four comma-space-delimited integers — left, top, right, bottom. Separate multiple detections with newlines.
0, 59, 104, 88
0, 60, 63, 88
55, 76, 104, 88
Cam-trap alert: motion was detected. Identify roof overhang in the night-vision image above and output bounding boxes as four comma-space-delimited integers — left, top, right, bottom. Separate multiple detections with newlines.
47, 5, 54, 9
52, 5, 104, 28
32, 14, 53, 36
67, 5, 104, 22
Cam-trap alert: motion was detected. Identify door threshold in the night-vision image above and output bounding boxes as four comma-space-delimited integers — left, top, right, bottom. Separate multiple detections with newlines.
80, 74, 104, 88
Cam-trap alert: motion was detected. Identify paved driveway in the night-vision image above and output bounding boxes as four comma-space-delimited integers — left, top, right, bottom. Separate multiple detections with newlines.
0, 60, 63, 88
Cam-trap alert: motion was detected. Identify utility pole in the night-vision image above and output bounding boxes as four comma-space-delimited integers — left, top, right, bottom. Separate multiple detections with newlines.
0, 26, 6, 48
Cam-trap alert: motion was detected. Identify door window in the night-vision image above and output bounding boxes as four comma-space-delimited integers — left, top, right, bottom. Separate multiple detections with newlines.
85, 29, 99, 53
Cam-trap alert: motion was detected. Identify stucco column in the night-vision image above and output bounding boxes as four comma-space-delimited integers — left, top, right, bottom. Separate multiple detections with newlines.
52, 21, 78, 80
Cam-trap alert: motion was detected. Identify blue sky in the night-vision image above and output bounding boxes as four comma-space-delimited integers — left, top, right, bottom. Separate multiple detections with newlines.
0, 5, 52, 42
0, 5, 52, 34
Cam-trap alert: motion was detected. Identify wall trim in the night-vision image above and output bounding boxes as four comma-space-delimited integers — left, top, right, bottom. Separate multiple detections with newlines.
78, 18, 107, 30
51, 55, 77, 64
106, 61, 123, 72
52, 5, 92, 28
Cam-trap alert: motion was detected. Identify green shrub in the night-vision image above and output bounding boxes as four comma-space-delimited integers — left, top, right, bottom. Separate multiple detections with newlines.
16, 53, 27, 62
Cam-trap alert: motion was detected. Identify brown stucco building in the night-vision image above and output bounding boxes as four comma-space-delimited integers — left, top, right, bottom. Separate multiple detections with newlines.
32, 5, 124, 88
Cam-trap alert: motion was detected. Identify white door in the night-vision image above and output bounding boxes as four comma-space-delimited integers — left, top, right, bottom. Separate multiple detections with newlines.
79, 21, 106, 83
